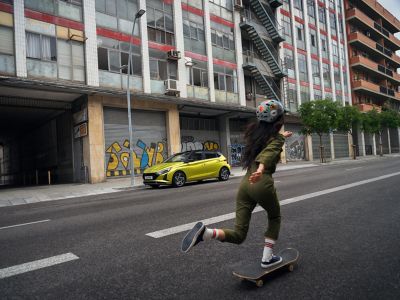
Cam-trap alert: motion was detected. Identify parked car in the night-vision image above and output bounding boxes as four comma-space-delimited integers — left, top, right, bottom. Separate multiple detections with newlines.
142, 150, 231, 188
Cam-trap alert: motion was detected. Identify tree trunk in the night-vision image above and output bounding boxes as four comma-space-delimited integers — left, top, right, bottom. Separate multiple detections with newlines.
319, 134, 325, 163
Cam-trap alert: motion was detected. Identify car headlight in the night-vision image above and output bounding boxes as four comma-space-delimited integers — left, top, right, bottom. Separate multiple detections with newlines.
156, 168, 171, 176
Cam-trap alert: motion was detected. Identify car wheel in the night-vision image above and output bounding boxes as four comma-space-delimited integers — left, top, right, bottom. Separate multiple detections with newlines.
218, 167, 230, 181
172, 171, 186, 187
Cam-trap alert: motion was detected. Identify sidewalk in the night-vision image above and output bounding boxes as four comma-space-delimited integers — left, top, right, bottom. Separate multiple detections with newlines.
0, 154, 398, 208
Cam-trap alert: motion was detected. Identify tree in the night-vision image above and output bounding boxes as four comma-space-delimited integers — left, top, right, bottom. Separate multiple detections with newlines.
299, 99, 339, 162
336, 105, 361, 159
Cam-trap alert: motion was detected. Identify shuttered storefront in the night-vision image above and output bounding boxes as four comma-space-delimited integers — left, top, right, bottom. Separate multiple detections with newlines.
180, 116, 221, 153
389, 128, 399, 153
333, 132, 349, 158
312, 134, 331, 161
285, 124, 306, 161
104, 108, 167, 177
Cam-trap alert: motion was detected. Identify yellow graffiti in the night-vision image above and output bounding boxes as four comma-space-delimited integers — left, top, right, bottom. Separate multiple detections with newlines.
203, 141, 219, 151
120, 152, 130, 169
107, 153, 119, 170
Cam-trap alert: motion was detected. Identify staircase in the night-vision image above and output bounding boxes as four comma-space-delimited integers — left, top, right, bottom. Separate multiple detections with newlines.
268, 0, 283, 8
240, 21, 287, 77
243, 56, 281, 101
249, 0, 284, 42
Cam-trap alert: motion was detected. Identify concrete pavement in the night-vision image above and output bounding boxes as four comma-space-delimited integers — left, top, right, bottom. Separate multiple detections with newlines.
0, 154, 398, 207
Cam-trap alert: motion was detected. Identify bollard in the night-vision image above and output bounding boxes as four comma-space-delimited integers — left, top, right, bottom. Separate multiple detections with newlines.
48, 170, 51, 185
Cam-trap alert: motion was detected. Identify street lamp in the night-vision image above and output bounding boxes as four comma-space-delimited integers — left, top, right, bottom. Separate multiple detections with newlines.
126, 9, 145, 187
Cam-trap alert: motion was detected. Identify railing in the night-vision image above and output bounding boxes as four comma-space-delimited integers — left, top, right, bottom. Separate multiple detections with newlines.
377, 64, 394, 77
242, 9, 284, 38
373, 22, 390, 37
376, 42, 393, 57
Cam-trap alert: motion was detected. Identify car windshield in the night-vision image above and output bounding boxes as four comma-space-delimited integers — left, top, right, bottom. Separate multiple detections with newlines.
164, 152, 191, 163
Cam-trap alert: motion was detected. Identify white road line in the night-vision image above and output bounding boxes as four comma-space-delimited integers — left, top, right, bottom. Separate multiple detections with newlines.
146, 171, 400, 238
0, 219, 51, 230
0, 253, 79, 279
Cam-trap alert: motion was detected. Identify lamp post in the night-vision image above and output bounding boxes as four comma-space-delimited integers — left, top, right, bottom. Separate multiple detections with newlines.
126, 9, 145, 187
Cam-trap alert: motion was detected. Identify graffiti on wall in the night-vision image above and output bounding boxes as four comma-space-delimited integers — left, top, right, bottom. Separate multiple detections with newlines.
180, 136, 220, 152
229, 144, 245, 167
285, 135, 305, 161
105, 139, 166, 177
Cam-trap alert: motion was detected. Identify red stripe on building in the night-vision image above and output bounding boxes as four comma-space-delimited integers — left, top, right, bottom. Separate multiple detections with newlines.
329, 8, 336, 14
288, 78, 296, 84
184, 51, 208, 62
322, 58, 330, 64
331, 35, 338, 41
318, 1, 325, 8
308, 23, 317, 30
280, 9, 290, 17
340, 39, 345, 44
320, 29, 327, 36
283, 43, 294, 50
311, 53, 319, 60
181, 3, 204, 16
325, 87, 332, 92
24, 9, 84, 31
148, 41, 175, 52
333, 62, 340, 68
300, 81, 309, 87
96, 28, 141, 45
210, 14, 234, 28
295, 16, 304, 24
163, 0, 173, 5
297, 48, 307, 55
213, 58, 237, 69
0, 2, 12, 13
314, 84, 322, 90
336, 90, 342, 95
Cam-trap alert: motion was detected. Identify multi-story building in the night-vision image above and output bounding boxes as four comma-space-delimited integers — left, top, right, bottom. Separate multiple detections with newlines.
278, 0, 353, 161
0, 0, 286, 185
344, 0, 400, 155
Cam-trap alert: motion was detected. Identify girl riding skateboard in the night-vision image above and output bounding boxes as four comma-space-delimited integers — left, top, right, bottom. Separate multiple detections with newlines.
181, 99, 292, 268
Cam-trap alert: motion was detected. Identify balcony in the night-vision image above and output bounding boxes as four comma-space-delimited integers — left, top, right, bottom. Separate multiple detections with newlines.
353, 79, 400, 101
361, 0, 400, 33
347, 32, 400, 67
346, 8, 400, 50
268, 0, 283, 8
349, 56, 400, 84
357, 103, 382, 112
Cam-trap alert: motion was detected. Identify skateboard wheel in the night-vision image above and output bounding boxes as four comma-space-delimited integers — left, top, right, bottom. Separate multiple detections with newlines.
256, 280, 264, 287
288, 264, 294, 272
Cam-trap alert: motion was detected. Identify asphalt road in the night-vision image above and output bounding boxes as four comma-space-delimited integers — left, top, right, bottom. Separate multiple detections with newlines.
1, 157, 400, 299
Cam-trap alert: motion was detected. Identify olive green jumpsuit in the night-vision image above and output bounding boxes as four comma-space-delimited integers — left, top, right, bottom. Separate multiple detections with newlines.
222, 134, 285, 244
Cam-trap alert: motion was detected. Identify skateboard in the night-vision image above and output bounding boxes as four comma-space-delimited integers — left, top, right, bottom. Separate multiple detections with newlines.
232, 248, 299, 287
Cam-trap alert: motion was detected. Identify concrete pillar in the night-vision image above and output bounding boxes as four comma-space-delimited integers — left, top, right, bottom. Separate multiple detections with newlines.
14, 0, 27, 77
288, 0, 302, 105
83, 96, 105, 183
166, 107, 181, 156
83, 0, 99, 86
372, 133, 377, 156
306, 135, 314, 161
139, 0, 151, 93
348, 132, 353, 158
203, 0, 216, 102
325, 3, 336, 101
330, 132, 335, 160
387, 128, 391, 154
398, 128, 400, 153
301, 0, 314, 101
172, 0, 187, 98
360, 131, 366, 156
218, 116, 231, 164
233, 10, 246, 107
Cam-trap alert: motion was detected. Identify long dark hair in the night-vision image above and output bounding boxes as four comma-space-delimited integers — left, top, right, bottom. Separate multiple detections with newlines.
242, 115, 284, 170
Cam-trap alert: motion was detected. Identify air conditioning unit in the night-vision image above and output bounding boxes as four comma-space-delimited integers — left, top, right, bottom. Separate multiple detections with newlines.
185, 57, 193, 66
234, 0, 243, 10
167, 50, 181, 60
165, 79, 180, 97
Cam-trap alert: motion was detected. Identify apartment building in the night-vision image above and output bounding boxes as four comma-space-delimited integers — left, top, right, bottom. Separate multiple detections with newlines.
345, 0, 400, 155
0, 0, 286, 185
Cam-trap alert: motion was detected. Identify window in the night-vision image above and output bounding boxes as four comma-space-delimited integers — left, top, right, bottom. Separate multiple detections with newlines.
282, 0, 290, 12
300, 86, 310, 103
282, 15, 292, 43
95, 0, 116, 15
211, 29, 235, 51
25, 0, 55, 14
321, 35, 328, 59
97, 36, 142, 76
308, 1, 316, 24
58, 39, 85, 81
323, 62, 331, 88
149, 49, 176, 80
188, 60, 208, 87
296, 23, 305, 49
293, 0, 303, 18
312, 59, 321, 85
314, 88, 322, 100
298, 53, 308, 82
214, 65, 237, 93
284, 48, 295, 78
147, 0, 174, 45
319, 7, 326, 30
0, 26, 14, 55
287, 82, 298, 112
330, 12, 337, 36
310, 29, 318, 54
332, 40, 339, 63
334, 67, 341, 91
26, 32, 56, 61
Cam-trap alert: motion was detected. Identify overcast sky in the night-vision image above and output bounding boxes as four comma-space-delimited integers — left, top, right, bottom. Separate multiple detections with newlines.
377, 0, 400, 38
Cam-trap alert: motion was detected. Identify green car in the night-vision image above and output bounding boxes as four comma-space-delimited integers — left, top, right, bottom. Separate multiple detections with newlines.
142, 150, 231, 188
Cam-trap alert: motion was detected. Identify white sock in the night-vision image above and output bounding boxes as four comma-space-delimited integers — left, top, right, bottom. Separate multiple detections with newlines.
262, 238, 276, 262
202, 228, 221, 241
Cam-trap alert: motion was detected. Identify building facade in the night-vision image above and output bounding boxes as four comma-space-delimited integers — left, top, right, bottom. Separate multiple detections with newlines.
0, 0, 286, 185
278, 0, 353, 161
344, 0, 400, 155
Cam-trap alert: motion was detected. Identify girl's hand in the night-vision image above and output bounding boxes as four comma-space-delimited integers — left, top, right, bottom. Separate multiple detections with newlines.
282, 131, 293, 138
249, 164, 264, 184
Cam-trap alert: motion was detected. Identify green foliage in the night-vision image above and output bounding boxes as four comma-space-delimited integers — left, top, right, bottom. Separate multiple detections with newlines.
298, 99, 339, 137
360, 109, 380, 134
336, 105, 361, 134
380, 109, 400, 129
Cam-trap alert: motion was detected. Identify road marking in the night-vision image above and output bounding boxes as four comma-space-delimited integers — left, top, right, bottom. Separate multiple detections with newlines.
346, 167, 363, 171
0, 253, 79, 279
0, 219, 50, 230
146, 171, 400, 238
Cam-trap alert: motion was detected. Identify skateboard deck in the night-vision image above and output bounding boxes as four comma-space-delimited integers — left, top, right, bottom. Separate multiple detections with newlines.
232, 248, 299, 287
